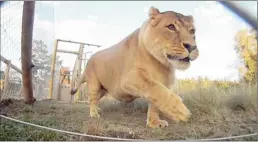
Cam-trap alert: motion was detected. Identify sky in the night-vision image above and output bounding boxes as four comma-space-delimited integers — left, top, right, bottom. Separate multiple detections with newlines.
1, 1, 257, 81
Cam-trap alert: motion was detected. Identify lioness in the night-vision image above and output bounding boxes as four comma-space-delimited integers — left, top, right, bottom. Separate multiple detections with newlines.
71, 7, 199, 128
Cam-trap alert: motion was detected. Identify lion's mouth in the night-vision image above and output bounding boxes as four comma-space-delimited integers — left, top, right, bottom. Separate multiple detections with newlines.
180, 57, 190, 62
166, 54, 190, 62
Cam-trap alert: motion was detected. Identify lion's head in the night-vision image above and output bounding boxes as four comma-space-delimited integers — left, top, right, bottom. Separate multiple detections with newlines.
140, 7, 199, 70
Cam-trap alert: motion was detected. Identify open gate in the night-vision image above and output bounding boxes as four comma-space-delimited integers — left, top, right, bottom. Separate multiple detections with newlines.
48, 39, 100, 102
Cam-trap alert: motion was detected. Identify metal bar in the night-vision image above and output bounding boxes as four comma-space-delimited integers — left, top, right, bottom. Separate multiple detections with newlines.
218, 1, 257, 31
0, 55, 22, 74
78, 58, 88, 60
71, 58, 78, 89
82, 51, 93, 55
56, 69, 61, 100
48, 39, 58, 100
75, 44, 84, 101
57, 39, 101, 47
61, 73, 72, 76
56, 49, 79, 55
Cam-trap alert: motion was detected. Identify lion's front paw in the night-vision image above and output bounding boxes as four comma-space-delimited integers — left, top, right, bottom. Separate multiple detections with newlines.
164, 95, 191, 122
146, 119, 169, 128
171, 106, 191, 122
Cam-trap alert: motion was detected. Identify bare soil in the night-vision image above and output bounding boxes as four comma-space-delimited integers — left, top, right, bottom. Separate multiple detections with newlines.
0, 97, 257, 141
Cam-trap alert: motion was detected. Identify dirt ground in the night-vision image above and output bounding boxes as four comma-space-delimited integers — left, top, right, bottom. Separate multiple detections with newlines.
0, 97, 257, 141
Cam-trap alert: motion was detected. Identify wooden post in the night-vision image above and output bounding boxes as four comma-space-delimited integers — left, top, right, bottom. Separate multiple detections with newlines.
57, 39, 101, 47
48, 39, 58, 99
75, 44, 84, 102
56, 69, 62, 100
0, 55, 22, 74
71, 58, 77, 89
71, 57, 78, 102
56, 49, 79, 55
3, 61, 10, 97
68, 72, 70, 84
21, 1, 35, 104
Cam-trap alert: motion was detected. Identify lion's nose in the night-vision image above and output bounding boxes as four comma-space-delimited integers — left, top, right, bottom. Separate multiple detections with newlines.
183, 43, 197, 53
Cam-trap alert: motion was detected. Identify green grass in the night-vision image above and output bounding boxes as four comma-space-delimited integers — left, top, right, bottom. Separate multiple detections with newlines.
0, 79, 257, 141
0, 119, 67, 141
182, 82, 257, 116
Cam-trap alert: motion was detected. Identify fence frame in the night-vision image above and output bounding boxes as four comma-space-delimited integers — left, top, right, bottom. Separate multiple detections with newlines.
0, 56, 22, 100
48, 39, 101, 101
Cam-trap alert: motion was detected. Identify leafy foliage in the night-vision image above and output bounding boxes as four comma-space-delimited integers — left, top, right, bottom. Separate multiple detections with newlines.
32, 40, 63, 86
235, 29, 257, 83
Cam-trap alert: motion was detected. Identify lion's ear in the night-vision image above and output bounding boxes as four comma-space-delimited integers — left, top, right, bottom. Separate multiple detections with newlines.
148, 7, 160, 26
148, 6, 160, 18
187, 15, 194, 23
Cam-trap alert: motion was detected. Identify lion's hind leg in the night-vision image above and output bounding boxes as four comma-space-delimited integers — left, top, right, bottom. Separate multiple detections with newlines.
146, 103, 168, 128
87, 76, 105, 118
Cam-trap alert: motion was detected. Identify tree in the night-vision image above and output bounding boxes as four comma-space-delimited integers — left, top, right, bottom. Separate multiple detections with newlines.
32, 40, 63, 89
235, 29, 257, 83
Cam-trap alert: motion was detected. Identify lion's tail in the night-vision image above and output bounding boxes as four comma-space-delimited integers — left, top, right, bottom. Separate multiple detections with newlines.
70, 75, 86, 95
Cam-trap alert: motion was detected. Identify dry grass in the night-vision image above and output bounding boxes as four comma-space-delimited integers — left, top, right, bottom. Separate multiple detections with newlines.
0, 79, 257, 141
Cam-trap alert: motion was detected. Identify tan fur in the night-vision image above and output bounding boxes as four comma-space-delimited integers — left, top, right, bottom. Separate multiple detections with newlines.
71, 7, 199, 128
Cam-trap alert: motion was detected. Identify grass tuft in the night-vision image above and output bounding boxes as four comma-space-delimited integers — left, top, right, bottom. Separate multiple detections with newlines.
0, 78, 257, 141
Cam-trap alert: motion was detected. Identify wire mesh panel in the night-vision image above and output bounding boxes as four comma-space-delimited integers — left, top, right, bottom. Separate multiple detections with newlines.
31, 1, 55, 100
0, 1, 56, 100
0, 1, 23, 100
0, 1, 23, 69
0, 67, 22, 100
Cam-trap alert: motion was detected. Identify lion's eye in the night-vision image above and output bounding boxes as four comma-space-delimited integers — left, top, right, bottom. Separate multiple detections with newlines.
190, 29, 195, 35
167, 24, 176, 31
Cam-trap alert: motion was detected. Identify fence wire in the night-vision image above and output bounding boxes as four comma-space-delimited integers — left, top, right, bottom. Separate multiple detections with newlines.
31, 1, 56, 100
0, 1, 23, 68
0, 67, 22, 100
0, 1, 56, 101
0, 1, 23, 100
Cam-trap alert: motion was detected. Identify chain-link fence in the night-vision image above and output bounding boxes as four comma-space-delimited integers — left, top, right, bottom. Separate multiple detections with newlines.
0, 1, 23, 68
0, 1, 99, 101
0, 67, 22, 100
0, 1, 55, 101
1, 1, 23, 100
